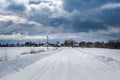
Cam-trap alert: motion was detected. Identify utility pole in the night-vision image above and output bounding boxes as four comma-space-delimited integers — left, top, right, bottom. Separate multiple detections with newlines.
5, 48, 8, 61
47, 35, 49, 50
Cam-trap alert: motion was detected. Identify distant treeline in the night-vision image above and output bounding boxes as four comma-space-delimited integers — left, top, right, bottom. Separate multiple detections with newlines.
0, 39, 120, 49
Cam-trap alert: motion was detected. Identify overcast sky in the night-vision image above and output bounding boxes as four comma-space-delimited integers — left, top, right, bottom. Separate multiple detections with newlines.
0, 0, 120, 42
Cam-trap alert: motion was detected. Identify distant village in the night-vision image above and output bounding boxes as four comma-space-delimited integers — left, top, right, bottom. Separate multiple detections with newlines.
0, 39, 120, 49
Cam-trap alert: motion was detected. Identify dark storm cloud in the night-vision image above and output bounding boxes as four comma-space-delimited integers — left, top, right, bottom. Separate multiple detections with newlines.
63, 0, 120, 12
60, 0, 120, 33
0, 20, 13, 27
7, 3, 26, 12
29, 1, 41, 4
98, 8, 120, 26
69, 20, 105, 32
29, 0, 50, 4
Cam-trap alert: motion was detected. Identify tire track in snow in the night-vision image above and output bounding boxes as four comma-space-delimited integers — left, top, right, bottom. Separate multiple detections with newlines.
29, 49, 64, 80
68, 49, 105, 80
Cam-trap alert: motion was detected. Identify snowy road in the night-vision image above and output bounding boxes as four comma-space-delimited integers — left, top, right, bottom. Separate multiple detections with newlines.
1, 48, 120, 80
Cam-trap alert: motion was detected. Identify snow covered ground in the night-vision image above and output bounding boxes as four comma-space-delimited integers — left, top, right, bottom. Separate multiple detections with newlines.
0, 47, 54, 61
0, 47, 59, 78
0, 47, 120, 80
78, 48, 120, 61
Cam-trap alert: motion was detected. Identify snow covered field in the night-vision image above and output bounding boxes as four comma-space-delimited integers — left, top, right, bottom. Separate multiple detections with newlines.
0, 47, 54, 61
0, 47, 120, 80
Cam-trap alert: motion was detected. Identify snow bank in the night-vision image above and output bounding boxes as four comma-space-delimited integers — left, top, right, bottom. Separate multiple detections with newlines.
0, 47, 55, 61
0, 47, 61, 78
76, 48, 120, 69
79, 48, 120, 60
